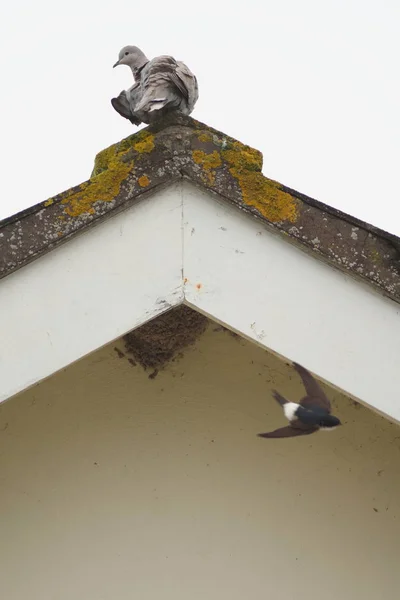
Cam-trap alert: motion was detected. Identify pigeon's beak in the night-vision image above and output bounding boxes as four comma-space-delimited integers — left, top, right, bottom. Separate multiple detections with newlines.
113, 60, 120, 68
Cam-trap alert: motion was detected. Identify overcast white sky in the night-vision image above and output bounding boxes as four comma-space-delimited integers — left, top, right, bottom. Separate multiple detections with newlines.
0, 1, 399, 234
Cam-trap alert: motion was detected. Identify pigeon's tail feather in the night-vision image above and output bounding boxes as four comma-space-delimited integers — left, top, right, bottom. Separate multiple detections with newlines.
134, 75, 182, 114
135, 98, 160, 113
134, 90, 169, 113
111, 94, 141, 126
148, 99, 168, 112
272, 390, 288, 407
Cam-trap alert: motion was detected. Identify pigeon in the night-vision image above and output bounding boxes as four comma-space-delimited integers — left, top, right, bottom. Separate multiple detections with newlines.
111, 46, 199, 125
258, 362, 341, 439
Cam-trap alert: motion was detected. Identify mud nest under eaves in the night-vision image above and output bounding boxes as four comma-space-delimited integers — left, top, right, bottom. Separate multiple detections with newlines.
123, 305, 208, 372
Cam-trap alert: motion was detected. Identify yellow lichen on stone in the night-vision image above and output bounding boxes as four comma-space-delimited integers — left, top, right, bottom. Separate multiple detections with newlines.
92, 131, 155, 177
92, 139, 131, 177
62, 154, 133, 217
44, 198, 54, 207
231, 169, 298, 222
61, 128, 155, 217
197, 132, 212, 143
138, 175, 150, 188
370, 247, 381, 265
134, 133, 155, 154
192, 149, 222, 185
222, 142, 263, 172
192, 150, 222, 170
222, 143, 298, 223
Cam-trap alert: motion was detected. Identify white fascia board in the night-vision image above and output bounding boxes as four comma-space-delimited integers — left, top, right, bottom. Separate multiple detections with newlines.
182, 182, 400, 424
0, 184, 184, 403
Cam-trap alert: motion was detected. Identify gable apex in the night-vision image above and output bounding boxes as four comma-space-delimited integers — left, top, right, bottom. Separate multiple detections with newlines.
1, 115, 400, 304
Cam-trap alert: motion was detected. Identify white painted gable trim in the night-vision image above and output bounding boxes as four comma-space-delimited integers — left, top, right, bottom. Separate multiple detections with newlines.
182, 184, 400, 423
1, 181, 400, 425
0, 185, 184, 403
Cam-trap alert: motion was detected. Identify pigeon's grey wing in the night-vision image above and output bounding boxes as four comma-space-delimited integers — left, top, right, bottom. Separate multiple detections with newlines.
133, 56, 198, 116
176, 61, 199, 110
134, 56, 180, 113
126, 83, 142, 114
127, 81, 140, 95
258, 425, 317, 439
146, 57, 197, 103
292, 362, 330, 412
111, 91, 141, 126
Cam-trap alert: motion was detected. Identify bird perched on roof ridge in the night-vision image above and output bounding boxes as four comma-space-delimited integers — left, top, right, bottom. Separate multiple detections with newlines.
111, 45, 199, 125
258, 362, 342, 439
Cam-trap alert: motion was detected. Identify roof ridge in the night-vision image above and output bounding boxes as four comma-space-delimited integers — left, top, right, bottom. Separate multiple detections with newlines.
1, 116, 399, 304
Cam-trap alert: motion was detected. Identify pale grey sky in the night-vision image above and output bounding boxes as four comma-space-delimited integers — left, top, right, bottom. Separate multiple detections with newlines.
0, 1, 399, 234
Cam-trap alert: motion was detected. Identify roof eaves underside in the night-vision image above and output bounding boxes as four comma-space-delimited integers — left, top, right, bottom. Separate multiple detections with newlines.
1, 115, 400, 304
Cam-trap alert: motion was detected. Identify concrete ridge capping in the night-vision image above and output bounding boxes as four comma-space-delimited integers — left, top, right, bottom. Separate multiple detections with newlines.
1, 114, 400, 303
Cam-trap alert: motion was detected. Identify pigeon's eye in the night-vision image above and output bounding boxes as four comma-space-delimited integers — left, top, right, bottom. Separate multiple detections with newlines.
124, 52, 129, 56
